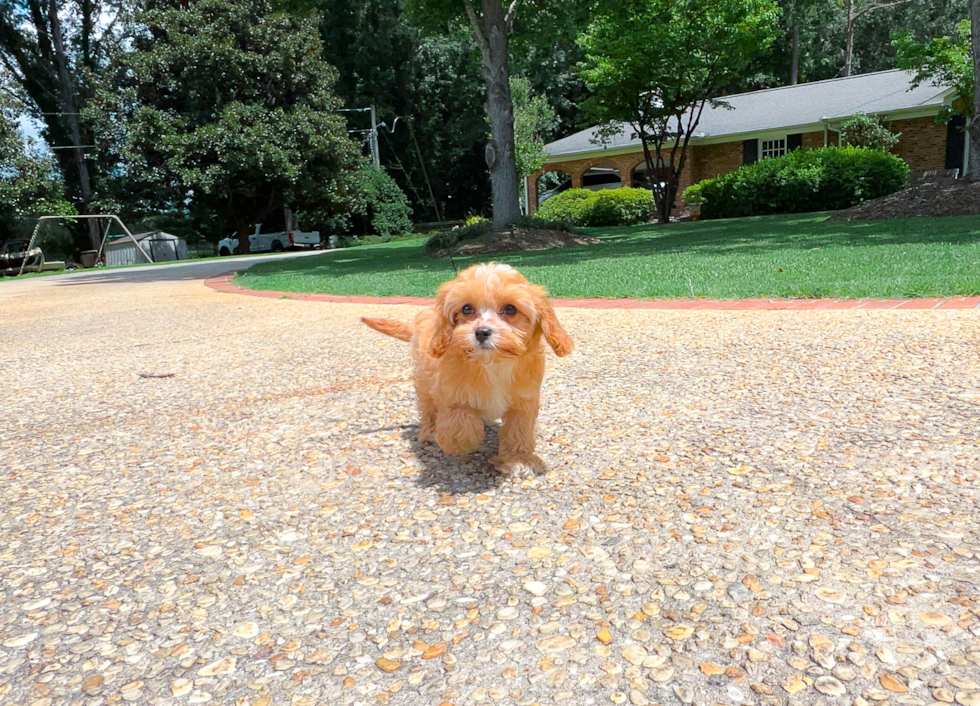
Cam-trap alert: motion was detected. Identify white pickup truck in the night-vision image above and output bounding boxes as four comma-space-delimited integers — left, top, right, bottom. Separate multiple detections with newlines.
218, 224, 320, 256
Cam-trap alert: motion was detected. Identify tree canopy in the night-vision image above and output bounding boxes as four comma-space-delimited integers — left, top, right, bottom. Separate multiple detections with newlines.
578, 0, 780, 222
0, 0, 972, 240
89, 0, 365, 250
0, 94, 73, 241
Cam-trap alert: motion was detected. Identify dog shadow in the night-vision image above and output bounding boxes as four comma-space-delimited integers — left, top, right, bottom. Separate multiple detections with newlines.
402, 424, 505, 495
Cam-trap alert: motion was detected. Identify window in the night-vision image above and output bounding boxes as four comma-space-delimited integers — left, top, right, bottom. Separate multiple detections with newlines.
760, 138, 787, 160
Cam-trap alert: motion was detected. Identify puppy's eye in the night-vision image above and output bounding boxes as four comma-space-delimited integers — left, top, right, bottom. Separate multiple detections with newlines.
502, 304, 517, 316
461, 304, 474, 316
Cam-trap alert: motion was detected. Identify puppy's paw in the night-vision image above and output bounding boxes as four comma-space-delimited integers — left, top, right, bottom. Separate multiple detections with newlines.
418, 424, 436, 443
490, 453, 546, 478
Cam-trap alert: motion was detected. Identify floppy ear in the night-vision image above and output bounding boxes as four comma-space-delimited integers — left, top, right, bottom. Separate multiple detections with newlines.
426, 286, 455, 358
537, 297, 573, 357
428, 312, 453, 358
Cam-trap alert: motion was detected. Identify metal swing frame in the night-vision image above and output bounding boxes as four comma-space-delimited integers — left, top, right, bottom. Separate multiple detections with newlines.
21, 214, 154, 277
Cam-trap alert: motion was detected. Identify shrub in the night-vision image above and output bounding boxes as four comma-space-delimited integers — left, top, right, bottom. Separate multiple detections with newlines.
424, 219, 491, 254
536, 187, 654, 226
362, 168, 413, 238
680, 146, 910, 220
841, 113, 901, 151
465, 214, 490, 227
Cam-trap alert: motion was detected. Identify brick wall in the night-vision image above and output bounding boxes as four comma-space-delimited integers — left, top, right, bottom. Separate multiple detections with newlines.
802, 130, 840, 149
530, 117, 946, 213
889, 117, 947, 172
689, 142, 743, 183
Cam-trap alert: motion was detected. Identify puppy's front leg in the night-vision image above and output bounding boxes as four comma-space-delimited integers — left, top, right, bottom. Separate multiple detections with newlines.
436, 406, 485, 456
491, 396, 545, 477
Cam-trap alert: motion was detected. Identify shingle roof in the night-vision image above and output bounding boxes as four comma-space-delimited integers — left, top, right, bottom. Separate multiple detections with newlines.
545, 70, 952, 158
105, 231, 179, 248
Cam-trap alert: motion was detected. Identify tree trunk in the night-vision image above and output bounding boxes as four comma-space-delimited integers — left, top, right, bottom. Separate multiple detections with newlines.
234, 220, 253, 255
969, 0, 980, 181
465, 0, 522, 228
48, 0, 100, 251
790, 25, 800, 84
844, 0, 854, 77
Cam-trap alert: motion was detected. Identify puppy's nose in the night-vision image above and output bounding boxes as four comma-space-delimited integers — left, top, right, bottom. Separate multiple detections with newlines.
474, 327, 493, 343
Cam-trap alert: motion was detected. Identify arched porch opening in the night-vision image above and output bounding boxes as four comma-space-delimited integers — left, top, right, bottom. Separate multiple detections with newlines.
529, 168, 573, 214
631, 158, 669, 190
632, 158, 675, 208
581, 162, 622, 191
536, 169, 573, 204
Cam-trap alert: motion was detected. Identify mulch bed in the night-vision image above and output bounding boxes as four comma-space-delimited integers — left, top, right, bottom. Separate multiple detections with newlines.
429, 228, 601, 258
831, 179, 980, 221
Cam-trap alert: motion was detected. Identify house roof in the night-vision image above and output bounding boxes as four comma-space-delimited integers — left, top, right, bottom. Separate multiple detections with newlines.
105, 231, 180, 248
545, 70, 953, 159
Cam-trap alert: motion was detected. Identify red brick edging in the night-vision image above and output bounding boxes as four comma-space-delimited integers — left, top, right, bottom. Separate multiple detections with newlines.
205, 273, 980, 311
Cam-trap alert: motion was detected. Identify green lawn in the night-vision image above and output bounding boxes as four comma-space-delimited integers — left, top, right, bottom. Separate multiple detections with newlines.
234, 213, 980, 300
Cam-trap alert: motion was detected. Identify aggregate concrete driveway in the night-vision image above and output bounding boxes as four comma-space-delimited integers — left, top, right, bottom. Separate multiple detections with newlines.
1, 263, 980, 706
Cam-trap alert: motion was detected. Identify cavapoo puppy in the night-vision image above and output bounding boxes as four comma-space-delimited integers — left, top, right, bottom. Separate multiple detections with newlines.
361, 263, 572, 476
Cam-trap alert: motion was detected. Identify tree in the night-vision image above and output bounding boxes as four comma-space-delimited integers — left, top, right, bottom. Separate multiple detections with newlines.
315, 0, 591, 223
895, 16, 978, 180
90, 0, 364, 251
578, 0, 779, 223
510, 75, 556, 211
408, 0, 528, 228
843, 0, 911, 76
972, 0, 979, 181
0, 93, 74, 241
316, 2, 490, 222
730, 0, 968, 91
0, 0, 122, 250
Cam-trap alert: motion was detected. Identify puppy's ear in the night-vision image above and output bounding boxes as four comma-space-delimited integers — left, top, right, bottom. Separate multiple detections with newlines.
534, 290, 573, 357
428, 314, 453, 358
427, 285, 455, 358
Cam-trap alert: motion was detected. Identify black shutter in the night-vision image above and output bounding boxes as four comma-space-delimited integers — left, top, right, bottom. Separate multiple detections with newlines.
945, 115, 966, 171
743, 139, 758, 165
787, 133, 803, 151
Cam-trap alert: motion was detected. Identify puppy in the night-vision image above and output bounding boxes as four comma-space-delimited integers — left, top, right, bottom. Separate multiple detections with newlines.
361, 263, 572, 476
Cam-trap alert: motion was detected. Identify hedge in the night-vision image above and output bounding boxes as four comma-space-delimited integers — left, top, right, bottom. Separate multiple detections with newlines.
681, 146, 910, 220
536, 187, 654, 226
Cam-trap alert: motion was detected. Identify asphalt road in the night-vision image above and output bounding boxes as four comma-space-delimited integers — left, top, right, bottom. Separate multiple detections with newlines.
0, 248, 325, 297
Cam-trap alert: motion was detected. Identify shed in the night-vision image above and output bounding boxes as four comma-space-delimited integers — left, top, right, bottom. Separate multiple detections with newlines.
104, 231, 188, 267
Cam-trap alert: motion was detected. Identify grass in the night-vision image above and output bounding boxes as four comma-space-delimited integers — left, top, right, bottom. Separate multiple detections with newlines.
235, 213, 980, 300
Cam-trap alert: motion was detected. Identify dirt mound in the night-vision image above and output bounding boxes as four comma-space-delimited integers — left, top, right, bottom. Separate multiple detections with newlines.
429, 228, 601, 258
831, 179, 980, 221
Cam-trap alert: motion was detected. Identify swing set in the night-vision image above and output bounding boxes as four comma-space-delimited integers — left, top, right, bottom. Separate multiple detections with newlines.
20, 214, 153, 277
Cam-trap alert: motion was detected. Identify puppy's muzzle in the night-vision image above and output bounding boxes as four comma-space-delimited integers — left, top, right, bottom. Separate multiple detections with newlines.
474, 327, 493, 346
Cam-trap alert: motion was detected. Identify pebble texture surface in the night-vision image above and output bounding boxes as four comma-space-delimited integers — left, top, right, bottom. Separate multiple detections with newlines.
2, 274, 980, 706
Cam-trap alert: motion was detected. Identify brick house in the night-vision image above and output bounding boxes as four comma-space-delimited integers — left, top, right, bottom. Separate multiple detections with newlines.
528, 70, 966, 214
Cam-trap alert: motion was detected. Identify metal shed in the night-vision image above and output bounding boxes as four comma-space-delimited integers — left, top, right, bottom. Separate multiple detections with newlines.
104, 231, 188, 267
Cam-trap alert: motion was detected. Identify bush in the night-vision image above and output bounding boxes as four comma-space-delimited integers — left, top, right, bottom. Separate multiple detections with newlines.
680, 146, 910, 220
362, 168, 413, 238
465, 214, 490, 227
537, 187, 654, 226
841, 113, 901, 151
424, 219, 491, 254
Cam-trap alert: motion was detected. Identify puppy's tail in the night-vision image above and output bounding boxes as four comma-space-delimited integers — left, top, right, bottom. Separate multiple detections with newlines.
361, 317, 413, 342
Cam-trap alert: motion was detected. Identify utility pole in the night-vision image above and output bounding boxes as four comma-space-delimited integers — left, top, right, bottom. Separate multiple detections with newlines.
369, 105, 380, 169
339, 105, 380, 168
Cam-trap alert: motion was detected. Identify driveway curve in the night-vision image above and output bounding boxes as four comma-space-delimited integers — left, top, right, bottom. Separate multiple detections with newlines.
1, 264, 979, 706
